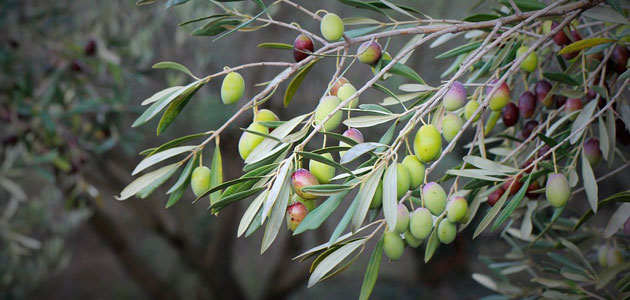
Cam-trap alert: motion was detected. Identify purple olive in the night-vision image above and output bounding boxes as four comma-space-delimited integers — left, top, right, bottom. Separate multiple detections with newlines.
518, 91, 537, 118
583, 137, 602, 166
522, 120, 539, 139
565, 98, 583, 119
610, 45, 629, 74
501, 102, 519, 127
534, 80, 553, 108
538, 144, 551, 160
488, 187, 504, 206
551, 21, 569, 46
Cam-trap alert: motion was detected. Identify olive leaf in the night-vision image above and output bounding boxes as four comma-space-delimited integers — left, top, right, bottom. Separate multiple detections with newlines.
294, 189, 353, 235
382, 163, 398, 232
238, 190, 268, 237
351, 166, 385, 232
284, 60, 318, 107
152, 61, 197, 79
261, 176, 290, 254
570, 100, 598, 144
581, 151, 598, 213
117, 163, 180, 200
473, 187, 510, 239
307, 239, 366, 287
132, 145, 196, 175
209, 143, 223, 205
558, 38, 616, 55
359, 235, 384, 300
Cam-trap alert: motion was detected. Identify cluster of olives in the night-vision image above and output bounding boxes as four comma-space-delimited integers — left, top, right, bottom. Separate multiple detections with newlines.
285, 128, 365, 231
382, 183, 469, 261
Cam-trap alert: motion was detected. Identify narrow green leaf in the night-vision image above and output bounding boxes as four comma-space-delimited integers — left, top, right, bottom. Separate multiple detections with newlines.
583, 5, 629, 24
388, 63, 426, 84
153, 61, 197, 78
294, 189, 352, 235
296, 151, 355, 178
301, 184, 355, 196
424, 216, 443, 262
141, 86, 183, 106
473, 188, 510, 239
213, 187, 266, 211
558, 38, 616, 55
498, 0, 545, 11
351, 166, 385, 232
359, 235, 384, 300
340, 142, 386, 164
343, 114, 398, 128
132, 80, 201, 127
116, 164, 180, 200
179, 14, 231, 26
582, 152, 598, 213
435, 41, 482, 59
143, 132, 207, 157
382, 163, 398, 231
136, 164, 180, 199
192, 18, 241, 36
156, 80, 205, 135
132, 145, 196, 176
257, 42, 294, 50
284, 60, 318, 107
238, 190, 268, 237
167, 152, 199, 194
543, 72, 580, 86
308, 239, 365, 287
209, 143, 223, 205
570, 100, 598, 144
463, 14, 499, 22
214, 4, 272, 41
261, 177, 290, 253
491, 174, 532, 231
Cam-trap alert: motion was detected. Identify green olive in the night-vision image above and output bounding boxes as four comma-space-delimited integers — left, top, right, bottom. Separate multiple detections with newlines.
191, 166, 211, 197
320, 13, 344, 41
238, 122, 269, 160
221, 72, 245, 105
413, 124, 442, 162
309, 153, 335, 184
401, 155, 425, 190
314, 96, 343, 132
437, 219, 456, 244
383, 231, 405, 261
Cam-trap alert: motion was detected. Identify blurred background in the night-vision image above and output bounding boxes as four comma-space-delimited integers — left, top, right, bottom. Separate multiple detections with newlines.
2, 0, 629, 299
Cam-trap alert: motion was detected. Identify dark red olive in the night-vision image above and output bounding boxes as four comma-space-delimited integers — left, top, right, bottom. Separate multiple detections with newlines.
610, 45, 629, 74
534, 80, 552, 108
84, 39, 97, 56
293, 34, 314, 63
502, 174, 523, 196
522, 120, 539, 139
488, 187, 505, 206
538, 144, 551, 160
502, 102, 519, 127
518, 91, 537, 118
551, 21, 569, 46
526, 181, 540, 198
555, 95, 567, 109
565, 98, 583, 115
521, 157, 535, 173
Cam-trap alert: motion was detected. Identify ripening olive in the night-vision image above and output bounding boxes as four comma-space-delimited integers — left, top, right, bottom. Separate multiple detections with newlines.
293, 194, 315, 211
487, 79, 511, 111
409, 207, 433, 239
437, 219, 457, 244
414, 124, 442, 162
584, 137, 603, 166
291, 168, 320, 200
422, 182, 447, 216
286, 202, 308, 231
401, 155, 425, 190
314, 96, 343, 132
339, 128, 364, 157
501, 174, 524, 196
329, 77, 349, 96
357, 41, 382, 65
551, 21, 569, 46
526, 180, 540, 199
191, 166, 211, 197
320, 13, 344, 42
442, 112, 464, 142
446, 196, 468, 223
238, 122, 269, 160
293, 34, 314, 62
310, 153, 336, 184
337, 83, 359, 108
546, 173, 571, 208
565, 98, 583, 120
522, 120, 538, 139
443, 81, 467, 111
221, 72, 245, 105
